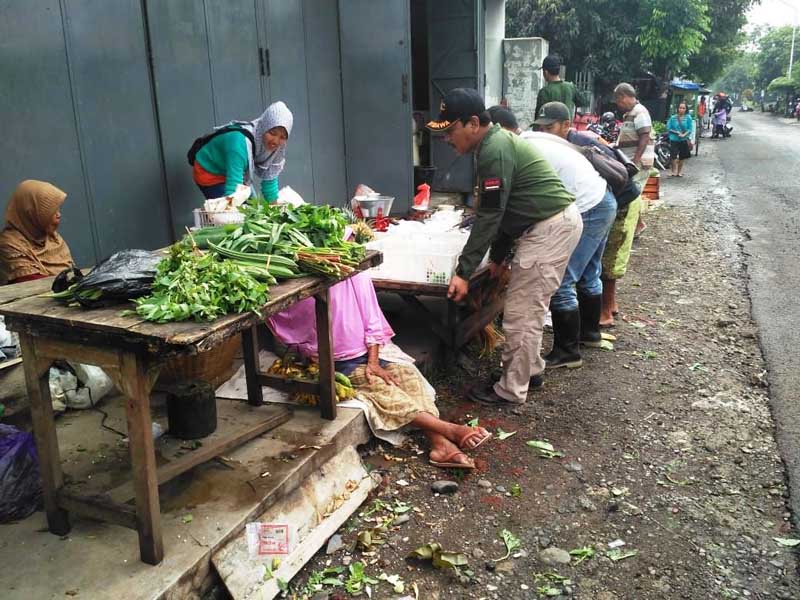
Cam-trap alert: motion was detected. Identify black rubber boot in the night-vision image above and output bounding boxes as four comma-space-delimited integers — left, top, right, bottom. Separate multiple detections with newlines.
578, 292, 603, 347
544, 309, 583, 369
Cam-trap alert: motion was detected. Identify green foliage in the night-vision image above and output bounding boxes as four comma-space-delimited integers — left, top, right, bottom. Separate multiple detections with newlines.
713, 54, 757, 96
685, 0, 756, 82
507, 0, 751, 84
129, 244, 269, 323
754, 26, 796, 89
768, 76, 796, 93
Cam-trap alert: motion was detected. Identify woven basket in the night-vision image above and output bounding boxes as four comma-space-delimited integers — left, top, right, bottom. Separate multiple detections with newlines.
157, 334, 241, 389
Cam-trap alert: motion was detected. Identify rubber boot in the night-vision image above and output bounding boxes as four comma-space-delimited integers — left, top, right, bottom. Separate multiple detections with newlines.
544, 309, 583, 369
578, 292, 603, 347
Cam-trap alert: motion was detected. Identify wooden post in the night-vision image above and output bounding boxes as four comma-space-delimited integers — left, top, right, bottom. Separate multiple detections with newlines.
241, 324, 264, 406
17, 333, 70, 535
118, 351, 164, 565
315, 290, 336, 420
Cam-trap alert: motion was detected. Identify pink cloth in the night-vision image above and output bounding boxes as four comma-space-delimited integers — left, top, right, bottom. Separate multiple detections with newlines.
267, 272, 394, 360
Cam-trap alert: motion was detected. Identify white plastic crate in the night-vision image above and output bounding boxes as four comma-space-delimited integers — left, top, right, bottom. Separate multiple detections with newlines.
193, 208, 244, 228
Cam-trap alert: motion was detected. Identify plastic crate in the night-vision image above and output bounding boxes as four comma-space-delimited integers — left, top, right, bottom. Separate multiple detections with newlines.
193, 208, 244, 228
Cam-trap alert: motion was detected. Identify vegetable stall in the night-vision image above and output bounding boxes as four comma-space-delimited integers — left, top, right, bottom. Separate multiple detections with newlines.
0, 201, 380, 566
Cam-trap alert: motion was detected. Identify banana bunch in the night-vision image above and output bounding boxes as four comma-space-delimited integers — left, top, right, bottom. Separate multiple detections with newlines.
268, 356, 357, 405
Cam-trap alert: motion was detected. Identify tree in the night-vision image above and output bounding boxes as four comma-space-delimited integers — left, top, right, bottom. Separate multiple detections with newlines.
713, 54, 757, 96
507, 0, 750, 85
685, 0, 757, 83
754, 26, 795, 90
638, 0, 710, 77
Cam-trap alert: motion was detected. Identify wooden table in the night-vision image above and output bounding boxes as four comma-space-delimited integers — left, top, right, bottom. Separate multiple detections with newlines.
0, 251, 380, 565
372, 266, 505, 362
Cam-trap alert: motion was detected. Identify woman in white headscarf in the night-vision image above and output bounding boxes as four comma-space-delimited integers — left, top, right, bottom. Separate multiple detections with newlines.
191, 101, 293, 202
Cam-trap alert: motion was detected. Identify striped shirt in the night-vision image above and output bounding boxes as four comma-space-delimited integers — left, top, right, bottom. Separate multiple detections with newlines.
617, 103, 655, 168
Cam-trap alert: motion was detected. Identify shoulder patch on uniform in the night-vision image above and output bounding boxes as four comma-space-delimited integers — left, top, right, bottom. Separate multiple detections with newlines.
482, 177, 502, 191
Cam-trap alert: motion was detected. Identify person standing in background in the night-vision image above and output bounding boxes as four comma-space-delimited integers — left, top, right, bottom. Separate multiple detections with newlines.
534, 55, 589, 121
666, 101, 695, 177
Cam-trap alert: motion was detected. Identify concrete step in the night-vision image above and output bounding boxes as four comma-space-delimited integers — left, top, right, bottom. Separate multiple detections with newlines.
213, 446, 376, 599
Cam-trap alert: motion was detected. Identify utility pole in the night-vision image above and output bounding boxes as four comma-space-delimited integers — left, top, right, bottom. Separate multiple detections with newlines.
778, 0, 798, 76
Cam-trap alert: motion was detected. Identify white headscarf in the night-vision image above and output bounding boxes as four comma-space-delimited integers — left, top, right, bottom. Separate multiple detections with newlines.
222, 101, 294, 184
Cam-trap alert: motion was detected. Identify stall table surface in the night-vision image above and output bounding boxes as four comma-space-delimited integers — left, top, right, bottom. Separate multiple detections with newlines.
0, 251, 380, 565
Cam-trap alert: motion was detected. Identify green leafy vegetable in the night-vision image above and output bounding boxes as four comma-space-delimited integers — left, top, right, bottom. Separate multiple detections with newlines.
496, 428, 517, 441
344, 562, 378, 595
128, 244, 268, 323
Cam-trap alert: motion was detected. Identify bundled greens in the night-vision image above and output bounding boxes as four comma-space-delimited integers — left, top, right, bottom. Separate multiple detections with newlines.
128, 244, 268, 323
184, 201, 367, 280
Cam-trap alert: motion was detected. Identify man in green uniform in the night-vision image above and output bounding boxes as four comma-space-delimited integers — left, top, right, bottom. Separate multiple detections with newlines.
534, 55, 589, 121
427, 89, 583, 405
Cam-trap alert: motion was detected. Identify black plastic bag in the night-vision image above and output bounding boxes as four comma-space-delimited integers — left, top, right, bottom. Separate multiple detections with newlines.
52, 249, 163, 308
0, 424, 42, 523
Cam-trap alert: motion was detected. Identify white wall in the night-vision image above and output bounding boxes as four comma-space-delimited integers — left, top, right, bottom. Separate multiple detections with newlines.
484, 0, 505, 106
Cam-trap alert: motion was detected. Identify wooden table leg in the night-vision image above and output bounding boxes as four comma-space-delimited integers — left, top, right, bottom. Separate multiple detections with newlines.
118, 352, 163, 565
241, 324, 264, 406
315, 290, 336, 420
17, 333, 70, 535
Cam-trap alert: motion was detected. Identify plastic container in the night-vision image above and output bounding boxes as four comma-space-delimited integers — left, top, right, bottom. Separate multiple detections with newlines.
193, 208, 245, 228
353, 195, 394, 218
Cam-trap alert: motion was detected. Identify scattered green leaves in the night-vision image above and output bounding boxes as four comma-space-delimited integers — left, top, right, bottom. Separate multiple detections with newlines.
569, 546, 595, 565
606, 548, 638, 561
496, 428, 517, 441
526, 440, 565, 459
639, 350, 658, 360
774, 537, 800, 547
344, 561, 378, 595
466, 417, 479, 427
493, 529, 522, 562
689, 362, 709, 372
510, 483, 522, 497
180, 514, 193, 524
303, 566, 345, 594
378, 572, 405, 594
408, 542, 469, 571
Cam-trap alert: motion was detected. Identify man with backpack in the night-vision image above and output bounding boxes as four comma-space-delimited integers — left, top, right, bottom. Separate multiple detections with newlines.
526, 102, 618, 368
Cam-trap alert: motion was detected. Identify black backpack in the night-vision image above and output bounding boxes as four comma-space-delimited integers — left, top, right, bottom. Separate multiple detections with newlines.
187, 125, 255, 166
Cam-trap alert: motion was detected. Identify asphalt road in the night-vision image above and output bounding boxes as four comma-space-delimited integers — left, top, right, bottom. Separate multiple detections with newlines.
716, 111, 800, 527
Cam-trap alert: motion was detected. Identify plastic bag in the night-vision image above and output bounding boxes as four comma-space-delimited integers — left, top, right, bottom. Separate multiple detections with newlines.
0, 424, 42, 523
48, 363, 114, 411
53, 249, 163, 308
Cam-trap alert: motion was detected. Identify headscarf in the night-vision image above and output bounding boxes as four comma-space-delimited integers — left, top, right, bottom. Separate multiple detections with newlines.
0, 180, 73, 284
224, 101, 294, 185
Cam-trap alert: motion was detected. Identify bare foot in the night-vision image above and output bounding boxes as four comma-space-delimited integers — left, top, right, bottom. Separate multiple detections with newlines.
599, 312, 615, 327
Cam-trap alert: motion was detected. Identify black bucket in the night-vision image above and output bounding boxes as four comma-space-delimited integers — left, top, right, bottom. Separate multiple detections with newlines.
166, 381, 217, 439
414, 166, 437, 189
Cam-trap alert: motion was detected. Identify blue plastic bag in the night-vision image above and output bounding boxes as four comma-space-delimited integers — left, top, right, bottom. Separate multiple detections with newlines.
0, 424, 42, 522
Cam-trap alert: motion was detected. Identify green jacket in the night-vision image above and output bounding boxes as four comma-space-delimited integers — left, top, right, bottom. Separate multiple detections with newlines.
534, 80, 589, 121
195, 129, 279, 201
457, 126, 575, 279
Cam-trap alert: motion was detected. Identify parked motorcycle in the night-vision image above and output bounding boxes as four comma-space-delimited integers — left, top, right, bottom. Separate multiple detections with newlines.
654, 132, 672, 170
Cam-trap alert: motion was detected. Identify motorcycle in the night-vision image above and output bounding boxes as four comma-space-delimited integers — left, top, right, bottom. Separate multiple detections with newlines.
654, 132, 672, 170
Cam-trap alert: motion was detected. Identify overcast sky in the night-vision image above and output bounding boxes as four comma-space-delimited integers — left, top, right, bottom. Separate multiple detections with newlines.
747, 0, 798, 28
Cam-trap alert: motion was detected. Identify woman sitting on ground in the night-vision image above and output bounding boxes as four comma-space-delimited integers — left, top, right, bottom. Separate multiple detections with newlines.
268, 272, 491, 469
0, 180, 74, 285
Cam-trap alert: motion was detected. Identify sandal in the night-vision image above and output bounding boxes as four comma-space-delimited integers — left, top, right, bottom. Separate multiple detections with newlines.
458, 427, 492, 451
430, 450, 475, 470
